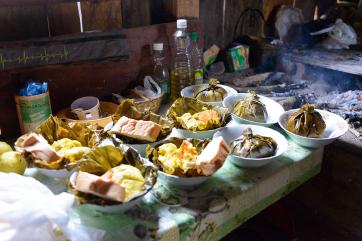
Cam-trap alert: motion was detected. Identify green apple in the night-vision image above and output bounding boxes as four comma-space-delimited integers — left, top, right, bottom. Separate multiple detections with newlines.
0, 141, 13, 155
0, 151, 27, 175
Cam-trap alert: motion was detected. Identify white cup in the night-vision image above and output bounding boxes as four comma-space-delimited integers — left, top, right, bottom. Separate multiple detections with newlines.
71, 96, 100, 120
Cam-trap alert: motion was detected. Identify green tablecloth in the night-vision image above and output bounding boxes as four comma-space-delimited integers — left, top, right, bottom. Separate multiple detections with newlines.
28, 134, 323, 241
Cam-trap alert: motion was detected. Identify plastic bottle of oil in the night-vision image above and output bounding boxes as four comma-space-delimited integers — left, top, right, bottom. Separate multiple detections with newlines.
170, 19, 194, 101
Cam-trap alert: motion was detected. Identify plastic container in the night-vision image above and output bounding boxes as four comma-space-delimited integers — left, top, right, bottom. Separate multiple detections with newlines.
152, 43, 170, 103
15, 91, 52, 134
189, 32, 204, 85
170, 19, 194, 101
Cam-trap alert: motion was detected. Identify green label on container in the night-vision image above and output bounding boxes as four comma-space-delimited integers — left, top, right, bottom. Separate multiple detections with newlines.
18, 95, 51, 124
194, 68, 204, 85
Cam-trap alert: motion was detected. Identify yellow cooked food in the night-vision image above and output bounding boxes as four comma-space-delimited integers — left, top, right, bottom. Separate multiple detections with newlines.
157, 140, 198, 176
176, 109, 220, 131
51, 138, 90, 163
105, 164, 145, 201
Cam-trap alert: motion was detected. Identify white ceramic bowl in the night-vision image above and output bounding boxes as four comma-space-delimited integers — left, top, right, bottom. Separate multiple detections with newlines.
181, 84, 237, 106
69, 172, 143, 213
171, 126, 227, 139
157, 170, 209, 188
214, 124, 288, 168
278, 109, 348, 148
37, 168, 74, 179
223, 93, 285, 127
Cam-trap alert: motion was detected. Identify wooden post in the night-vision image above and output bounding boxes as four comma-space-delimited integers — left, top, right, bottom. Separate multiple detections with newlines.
164, 0, 199, 19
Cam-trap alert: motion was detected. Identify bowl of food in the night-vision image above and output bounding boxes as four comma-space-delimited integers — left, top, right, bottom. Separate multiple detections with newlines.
181, 79, 237, 106
278, 104, 348, 148
106, 99, 174, 156
223, 92, 284, 127
146, 136, 230, 187
14, 116, 101, 178
167, 97, 230, 139
68, 145, 157, 213
214, 124, 288, 168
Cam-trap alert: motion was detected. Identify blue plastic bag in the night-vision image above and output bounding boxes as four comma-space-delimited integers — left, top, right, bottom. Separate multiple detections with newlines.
19, 81, 48, 96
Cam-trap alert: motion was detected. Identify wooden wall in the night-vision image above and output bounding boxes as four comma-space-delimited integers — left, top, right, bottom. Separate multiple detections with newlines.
0, 0, 202, 138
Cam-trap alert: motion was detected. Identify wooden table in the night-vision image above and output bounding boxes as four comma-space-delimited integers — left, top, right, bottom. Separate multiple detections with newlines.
28, 126, 324, 241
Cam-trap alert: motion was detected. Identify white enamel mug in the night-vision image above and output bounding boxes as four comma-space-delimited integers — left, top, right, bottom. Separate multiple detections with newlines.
71, 96, 100, 120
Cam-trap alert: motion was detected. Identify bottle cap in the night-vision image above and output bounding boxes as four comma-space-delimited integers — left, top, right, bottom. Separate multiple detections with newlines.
153, 43, 163, 51
190, 32, 199, 41
176, 19, 187, 28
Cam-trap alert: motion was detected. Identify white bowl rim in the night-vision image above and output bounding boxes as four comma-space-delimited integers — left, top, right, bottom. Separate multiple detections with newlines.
223, 93, 285, 125
278, 108, 349, 141
157, 170, 209, 180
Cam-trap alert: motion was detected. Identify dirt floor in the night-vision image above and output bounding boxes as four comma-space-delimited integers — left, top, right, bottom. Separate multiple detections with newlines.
222, 196, 362, 241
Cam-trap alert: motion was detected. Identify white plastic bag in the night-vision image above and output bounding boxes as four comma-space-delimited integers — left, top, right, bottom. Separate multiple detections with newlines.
0, 173, 105, 241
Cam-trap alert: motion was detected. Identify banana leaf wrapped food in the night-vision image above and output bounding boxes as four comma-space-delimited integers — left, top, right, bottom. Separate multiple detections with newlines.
287, 104, 326, 137
109, 99, 174, 144
68, 144, 157, 205
233, 91, 268, 123
193, 79, 227, 102
166, 97, 230, 131
146, 136, 230, 177
15, 116, 122, 173
231, 128, 277, 158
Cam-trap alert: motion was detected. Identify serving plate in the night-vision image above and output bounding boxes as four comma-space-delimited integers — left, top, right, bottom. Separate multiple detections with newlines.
37, 168, 74, 179
181, 84, 237, 106
214, 124, 288, 168
278, 109, 348, 148
223, 93, 284, 127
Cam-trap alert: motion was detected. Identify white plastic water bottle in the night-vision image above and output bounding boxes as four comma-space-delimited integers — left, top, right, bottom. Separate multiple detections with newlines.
189, 31, 204, 85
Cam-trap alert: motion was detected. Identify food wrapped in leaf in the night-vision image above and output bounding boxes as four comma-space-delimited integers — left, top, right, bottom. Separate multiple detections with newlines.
69, 145, 157, 205
166, 97, 230, 131
110, 99, 173, 144
287, 104, 326, 137
233, 91, 268, 123
194, 79, 227, 102
231, 128, 277, 158
146, 136, 230, 177
15, 116, 109, 170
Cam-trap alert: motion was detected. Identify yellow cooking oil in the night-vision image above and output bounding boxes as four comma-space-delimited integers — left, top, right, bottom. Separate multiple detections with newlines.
170, 68, 194, 101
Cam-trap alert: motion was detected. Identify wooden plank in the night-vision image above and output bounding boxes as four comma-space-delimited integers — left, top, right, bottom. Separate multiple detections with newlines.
199, 0, 224, 48
0, 6, 48, 41
0, 31, 128, 70
282, 49, 362, 76
0, 0, 113, 7
121, 0, 150, 28
81, 0, 121, 31
47, 2, 80, 36
164, 0, 199, 18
